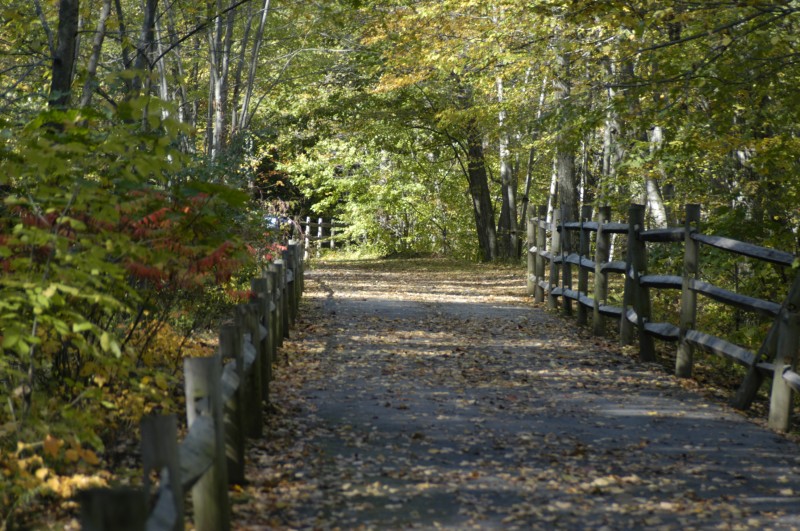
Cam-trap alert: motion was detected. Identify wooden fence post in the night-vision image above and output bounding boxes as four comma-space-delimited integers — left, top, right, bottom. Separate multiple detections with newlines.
620, 205, 640, 346
630, 204, 655, 361
265, 269, 280, 364
304, 216, 311, 259
548, 208, 561, 311
593, 206, 611, 336
561, 205, 573, 317
768, 308, 800, 431
247, 300, 267, 403
527, 210, 536, 296
184, 355, 230, 531
79, 488, 147, 531
534, 205, 547, 303
284, 247, 297, 327
317, 217, 324, 252
219, 325, 245, 484
269, 261, 286, 346
676, 204, 701, 377
296, 240, 305, 296
289, 241, 303, 313
577, 205, 592, 326
141, 414, 183, 530
251, 278, 272, 396
275, 258, 290, 339
236, 305, 262, 438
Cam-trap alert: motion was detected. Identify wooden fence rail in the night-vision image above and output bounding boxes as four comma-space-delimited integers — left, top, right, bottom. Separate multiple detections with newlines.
299, 217, 345, 257
527, 203, 800, 432
78, 242, 305, 531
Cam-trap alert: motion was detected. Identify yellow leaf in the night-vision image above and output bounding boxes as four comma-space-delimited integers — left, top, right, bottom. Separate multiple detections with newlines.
81, 449, 100, 466
65, 449, 80, 463
35, 467, 50, 480
43, 435, 62, 459
155, 373, 169, 391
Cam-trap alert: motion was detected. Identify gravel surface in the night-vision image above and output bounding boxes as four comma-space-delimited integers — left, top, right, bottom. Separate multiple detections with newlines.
235, 259, 800, 530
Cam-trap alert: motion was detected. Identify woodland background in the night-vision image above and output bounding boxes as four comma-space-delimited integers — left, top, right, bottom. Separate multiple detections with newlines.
1, 0, 799, 526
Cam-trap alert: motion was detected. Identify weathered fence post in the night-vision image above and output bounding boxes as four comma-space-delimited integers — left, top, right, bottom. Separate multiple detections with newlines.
79, 488, 148, 531
527, 209, 536, 296
141, 414, 183, 530
184, 355, 230, 531
592, 206, 611, 336
561, 205, 573, 317
251, 278, 272, 396
269, 261, 286, 346
289, 241, 303, 314
297, 240, 305, 295
630, 205, 655, 361
236, 305, 262, 438
304, 216, 311, 259
768, 308, 800, 431
548, 208, 561, 311
577, 205, 592, 326
735, 273, 800, 409
284, 246, 297, 327
620, 205, 640, 346
265, 269, 280, 364
534, 205, 547, 303
219, 325, 245, 484
276, 257, 290, 339
676, 204, 701, 377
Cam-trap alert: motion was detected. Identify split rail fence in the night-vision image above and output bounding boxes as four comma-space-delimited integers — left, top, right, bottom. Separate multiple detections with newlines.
300, 217, 345, 257
527, 204, 800, 432
78, 242, 305, 531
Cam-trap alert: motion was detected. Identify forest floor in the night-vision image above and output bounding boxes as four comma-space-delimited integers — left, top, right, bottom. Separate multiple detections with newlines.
233, 257, 800, 530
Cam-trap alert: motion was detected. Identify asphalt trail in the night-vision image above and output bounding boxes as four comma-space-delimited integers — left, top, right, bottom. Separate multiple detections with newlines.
238, 259, 800, 530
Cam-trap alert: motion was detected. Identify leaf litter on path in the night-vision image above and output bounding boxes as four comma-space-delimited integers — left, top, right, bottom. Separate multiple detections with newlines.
234, 258, 800, 530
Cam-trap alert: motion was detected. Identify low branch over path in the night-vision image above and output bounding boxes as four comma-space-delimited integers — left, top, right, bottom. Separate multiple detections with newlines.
235, 258, 800, 529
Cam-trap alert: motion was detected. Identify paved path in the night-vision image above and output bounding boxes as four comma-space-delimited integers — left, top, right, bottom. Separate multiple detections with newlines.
238, 259, 800, 530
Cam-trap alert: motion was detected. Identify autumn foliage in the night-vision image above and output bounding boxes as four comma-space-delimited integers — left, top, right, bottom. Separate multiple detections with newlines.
0, 103, 283, 525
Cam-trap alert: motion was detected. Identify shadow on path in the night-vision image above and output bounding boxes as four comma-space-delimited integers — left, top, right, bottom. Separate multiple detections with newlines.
237, 259, 800, 530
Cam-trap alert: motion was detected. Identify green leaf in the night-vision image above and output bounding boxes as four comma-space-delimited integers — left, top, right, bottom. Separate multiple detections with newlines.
73, 322, 94, 333
100, 331, 110, 352
2, 332, 20, 349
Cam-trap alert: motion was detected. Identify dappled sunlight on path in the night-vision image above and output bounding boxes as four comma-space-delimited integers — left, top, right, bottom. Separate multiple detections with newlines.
234, 259, 800, 530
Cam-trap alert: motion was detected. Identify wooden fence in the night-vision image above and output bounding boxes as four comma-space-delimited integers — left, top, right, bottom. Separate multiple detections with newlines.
78, 241, 305, 531
527, 203, 800, 432
299, 217, 344, 257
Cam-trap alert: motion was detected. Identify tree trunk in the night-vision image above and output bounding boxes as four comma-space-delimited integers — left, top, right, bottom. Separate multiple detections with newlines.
230, 1, 255, 135
554, 51, 578, 238
239, 0, 271, 131
79, 0, 112, 108
496, 76, 517, 259
131, 0, 159, 96
49, 0, 80, 108
208, 0, 237, 158
466, 125, 497, 262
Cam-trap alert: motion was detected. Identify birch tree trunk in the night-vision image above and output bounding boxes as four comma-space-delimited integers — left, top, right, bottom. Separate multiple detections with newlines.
79, 0, 112, 108
230, 1, 255, 135
239, 0, 271, 131
496, 75, 517, 259
646, 125, 669, 227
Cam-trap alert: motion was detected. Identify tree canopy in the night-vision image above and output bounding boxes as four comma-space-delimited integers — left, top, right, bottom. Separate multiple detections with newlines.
1, 0, 799, 522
